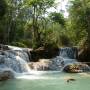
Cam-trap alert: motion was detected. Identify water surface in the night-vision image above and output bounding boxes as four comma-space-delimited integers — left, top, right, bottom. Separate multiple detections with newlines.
0, 71, 90, 90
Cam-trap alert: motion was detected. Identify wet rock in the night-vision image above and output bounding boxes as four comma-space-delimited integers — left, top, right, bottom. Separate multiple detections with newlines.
78, 48, 90, 65
30, 46, 59, 62
0, 44, 9, 50
48, 47, 78, 71
49, 56, 64, 71
63, 63, 90, 73
28, 59, 51, 71
0, 69, 14, 81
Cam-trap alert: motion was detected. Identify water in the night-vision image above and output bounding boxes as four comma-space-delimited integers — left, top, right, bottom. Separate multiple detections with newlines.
0, 46, 90, 90
0, 46, 31, 73
49, 47, 79, 71
0, 71, 90, 90
59, 47, 78, 59
59, 47, 78, 65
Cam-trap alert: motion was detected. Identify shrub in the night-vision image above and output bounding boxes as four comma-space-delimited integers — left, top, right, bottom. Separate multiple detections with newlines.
59, 35, 72, 47
20, 39, 32, 48
11, 42, 27, 48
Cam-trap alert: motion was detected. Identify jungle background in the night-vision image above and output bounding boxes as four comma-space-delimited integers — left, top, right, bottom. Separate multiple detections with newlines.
0, 0, 90, 61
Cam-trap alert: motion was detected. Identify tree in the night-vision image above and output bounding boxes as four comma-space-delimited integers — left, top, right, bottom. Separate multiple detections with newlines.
68, 0, 90, 45
0, 0, 7, 43
0, 0, 27, 44
24, 0, 55, 48
49, 12, 65, 27
0, 0, 7, 18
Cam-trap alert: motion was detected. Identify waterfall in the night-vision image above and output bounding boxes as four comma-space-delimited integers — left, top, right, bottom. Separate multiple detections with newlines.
49, 47, 78, 71
59, 47, 77, 59
0, 45, 89, 74
59, 47, 78, 65
49, 47, 90, 72
28, 47, 79, 71
0, 46, 31, 73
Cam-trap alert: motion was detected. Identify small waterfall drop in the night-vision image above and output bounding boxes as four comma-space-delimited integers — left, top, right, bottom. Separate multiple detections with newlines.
0, 45, 31, 73
49, 47, 90, 72
28, 47, 79, 71
59, 47, 78, 65
49, 47, 78, 71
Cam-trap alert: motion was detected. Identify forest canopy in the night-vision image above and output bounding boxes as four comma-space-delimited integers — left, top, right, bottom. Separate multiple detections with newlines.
0, 0, 90, 49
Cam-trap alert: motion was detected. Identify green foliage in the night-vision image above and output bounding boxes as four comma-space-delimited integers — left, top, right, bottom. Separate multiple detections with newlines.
0, 0, 7, 18
0, 0, 69, 49
11, 42, 27, 48
1, 0, 89, 49
59, 34, 72, 46
68, 0, 90, 45
23, 0, 55, 48
49, 12, 65, 27
25, 0, 54, 9
20, 39, 32, 48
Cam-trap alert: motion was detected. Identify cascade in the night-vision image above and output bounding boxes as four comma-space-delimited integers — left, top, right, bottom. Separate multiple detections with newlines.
0, 45, 31, 73
59, 47, 78, 65
49, 47, 78, 70
49, 47, 90, 72
29, 47, 78, 71
0, 45, 90, 74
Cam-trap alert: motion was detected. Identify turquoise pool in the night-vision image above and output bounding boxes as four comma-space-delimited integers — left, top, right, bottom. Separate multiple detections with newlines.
0, 71, 90, 90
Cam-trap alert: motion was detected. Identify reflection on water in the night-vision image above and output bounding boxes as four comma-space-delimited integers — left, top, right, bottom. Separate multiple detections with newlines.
0, 72, 90, 90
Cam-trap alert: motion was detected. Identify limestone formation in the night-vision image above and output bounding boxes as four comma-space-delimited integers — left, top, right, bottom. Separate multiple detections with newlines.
29, 59, 51, 71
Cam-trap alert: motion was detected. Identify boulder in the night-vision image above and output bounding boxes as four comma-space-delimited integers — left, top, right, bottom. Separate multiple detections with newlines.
63, 63, 90, 73
0, 69, 14, 81
0, 44, 9, 50
48, 56, 64, 71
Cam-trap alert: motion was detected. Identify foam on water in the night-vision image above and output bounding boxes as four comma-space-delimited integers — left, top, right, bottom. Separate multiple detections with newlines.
15, 71, 62, 80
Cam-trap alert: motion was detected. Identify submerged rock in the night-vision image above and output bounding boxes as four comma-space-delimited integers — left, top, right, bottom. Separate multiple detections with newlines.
0, 69, 14, 81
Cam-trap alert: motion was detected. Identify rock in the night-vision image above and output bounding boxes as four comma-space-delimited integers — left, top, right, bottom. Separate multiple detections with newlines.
78, 40, 90, 65
0, 44, 9, 50
28, 59, 51, 71
0, 69, 14, 81
30, 46, 59, 62
48, 56, 64, 71
63, 63, 90, 73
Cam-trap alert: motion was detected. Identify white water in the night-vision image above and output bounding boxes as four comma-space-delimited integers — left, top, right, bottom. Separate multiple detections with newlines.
16, 71, 63, 80
15, 71, 90, 80
0, 46, 90, 79
0, 46, 31, 73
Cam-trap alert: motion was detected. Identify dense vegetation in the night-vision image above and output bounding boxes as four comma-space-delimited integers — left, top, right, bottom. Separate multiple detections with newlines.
0, 0, 90, 50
